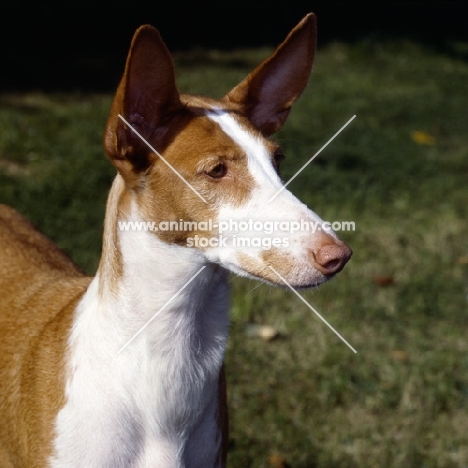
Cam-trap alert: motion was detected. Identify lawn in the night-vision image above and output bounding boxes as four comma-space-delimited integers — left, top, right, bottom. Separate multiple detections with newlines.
1, 36, 468, 467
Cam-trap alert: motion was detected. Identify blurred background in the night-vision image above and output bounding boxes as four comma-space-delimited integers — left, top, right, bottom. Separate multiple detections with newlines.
0, 2, 467, 467
1, 2, 467, 91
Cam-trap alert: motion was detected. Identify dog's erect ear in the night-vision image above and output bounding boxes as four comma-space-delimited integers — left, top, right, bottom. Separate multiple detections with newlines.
104, 25, 183, 181
223, 13, 316, 136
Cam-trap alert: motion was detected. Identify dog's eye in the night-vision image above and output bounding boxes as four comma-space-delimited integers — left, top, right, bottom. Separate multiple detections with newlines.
273, 150, 285, 173
205, 163, 227, 179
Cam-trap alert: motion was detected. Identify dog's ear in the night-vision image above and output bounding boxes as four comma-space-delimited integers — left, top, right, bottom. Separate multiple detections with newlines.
223, 13, 316, 136
104, 25, 183, 181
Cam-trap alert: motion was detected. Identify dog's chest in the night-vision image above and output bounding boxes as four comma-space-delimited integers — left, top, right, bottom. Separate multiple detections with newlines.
51, 360, 221, 467
49, 276, 229, 467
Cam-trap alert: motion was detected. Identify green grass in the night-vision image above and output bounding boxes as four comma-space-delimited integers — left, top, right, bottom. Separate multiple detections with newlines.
1, 38, 468, 467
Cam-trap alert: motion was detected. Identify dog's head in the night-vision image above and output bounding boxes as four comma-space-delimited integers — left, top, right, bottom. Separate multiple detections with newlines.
103, 13, 351, 288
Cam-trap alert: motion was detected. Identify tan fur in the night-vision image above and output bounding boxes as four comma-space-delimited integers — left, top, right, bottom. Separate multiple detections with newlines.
137, 104, 259, 246
0, 205, 91, 467
97, 174, 130, 298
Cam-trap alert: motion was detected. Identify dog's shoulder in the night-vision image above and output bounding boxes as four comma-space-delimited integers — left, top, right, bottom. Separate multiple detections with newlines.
0, 204, 85, 278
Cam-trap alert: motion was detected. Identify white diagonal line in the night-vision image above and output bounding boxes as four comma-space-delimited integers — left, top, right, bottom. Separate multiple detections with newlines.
268, 266, 357, 353
117, 114, 207, 203
268, 115, 356, 203
117, 265, 207, 354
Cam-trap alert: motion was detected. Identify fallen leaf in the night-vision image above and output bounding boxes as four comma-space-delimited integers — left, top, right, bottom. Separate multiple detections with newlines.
410, 130, 436, 146
245, 323, 280, 341
268, 454, 288, 468
373, 275, 395, 287
390, 350, 409, 362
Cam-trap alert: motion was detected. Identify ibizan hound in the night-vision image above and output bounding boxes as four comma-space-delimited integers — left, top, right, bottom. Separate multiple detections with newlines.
0, 13, 351, 468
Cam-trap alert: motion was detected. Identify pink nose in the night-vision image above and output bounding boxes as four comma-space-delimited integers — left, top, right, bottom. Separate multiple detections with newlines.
310, 237, 352, 276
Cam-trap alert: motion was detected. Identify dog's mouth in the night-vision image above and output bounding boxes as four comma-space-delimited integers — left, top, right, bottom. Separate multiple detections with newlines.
220, 254, 335, 290
230, 242, 352, 288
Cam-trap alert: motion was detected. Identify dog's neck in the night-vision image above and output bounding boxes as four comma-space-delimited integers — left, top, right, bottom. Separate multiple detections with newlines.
55, 175, 230, 464
94, 174, 230, 356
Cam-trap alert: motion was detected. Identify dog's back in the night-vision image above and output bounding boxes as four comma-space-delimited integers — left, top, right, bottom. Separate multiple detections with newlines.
0, 204, 91, 467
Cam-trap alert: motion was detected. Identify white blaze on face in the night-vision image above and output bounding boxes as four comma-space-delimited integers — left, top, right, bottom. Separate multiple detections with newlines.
206, 109, 282, 192
205, 108, 336, 287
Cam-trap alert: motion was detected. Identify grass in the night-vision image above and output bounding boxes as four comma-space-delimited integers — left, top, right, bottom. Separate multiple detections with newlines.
1, 37, 468, 467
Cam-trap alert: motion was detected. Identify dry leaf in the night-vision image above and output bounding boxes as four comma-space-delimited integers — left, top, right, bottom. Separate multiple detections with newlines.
390, 350, 409, 362
245, 323, 280, 341
373, 275, 395, 287
268, 454, 288, 468
410, 130, 436, 146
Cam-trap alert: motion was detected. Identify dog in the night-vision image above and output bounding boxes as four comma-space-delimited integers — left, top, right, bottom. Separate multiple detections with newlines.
0, 13, 351, 467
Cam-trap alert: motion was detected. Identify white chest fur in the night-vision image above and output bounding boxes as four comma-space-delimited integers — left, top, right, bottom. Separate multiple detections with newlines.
49, 228, 229, 468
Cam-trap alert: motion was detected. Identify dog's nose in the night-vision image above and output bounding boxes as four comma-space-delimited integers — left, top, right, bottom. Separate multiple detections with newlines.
311, 237, 352, 276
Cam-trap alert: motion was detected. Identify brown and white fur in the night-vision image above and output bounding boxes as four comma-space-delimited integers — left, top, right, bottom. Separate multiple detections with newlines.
0, 13, 351, 468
